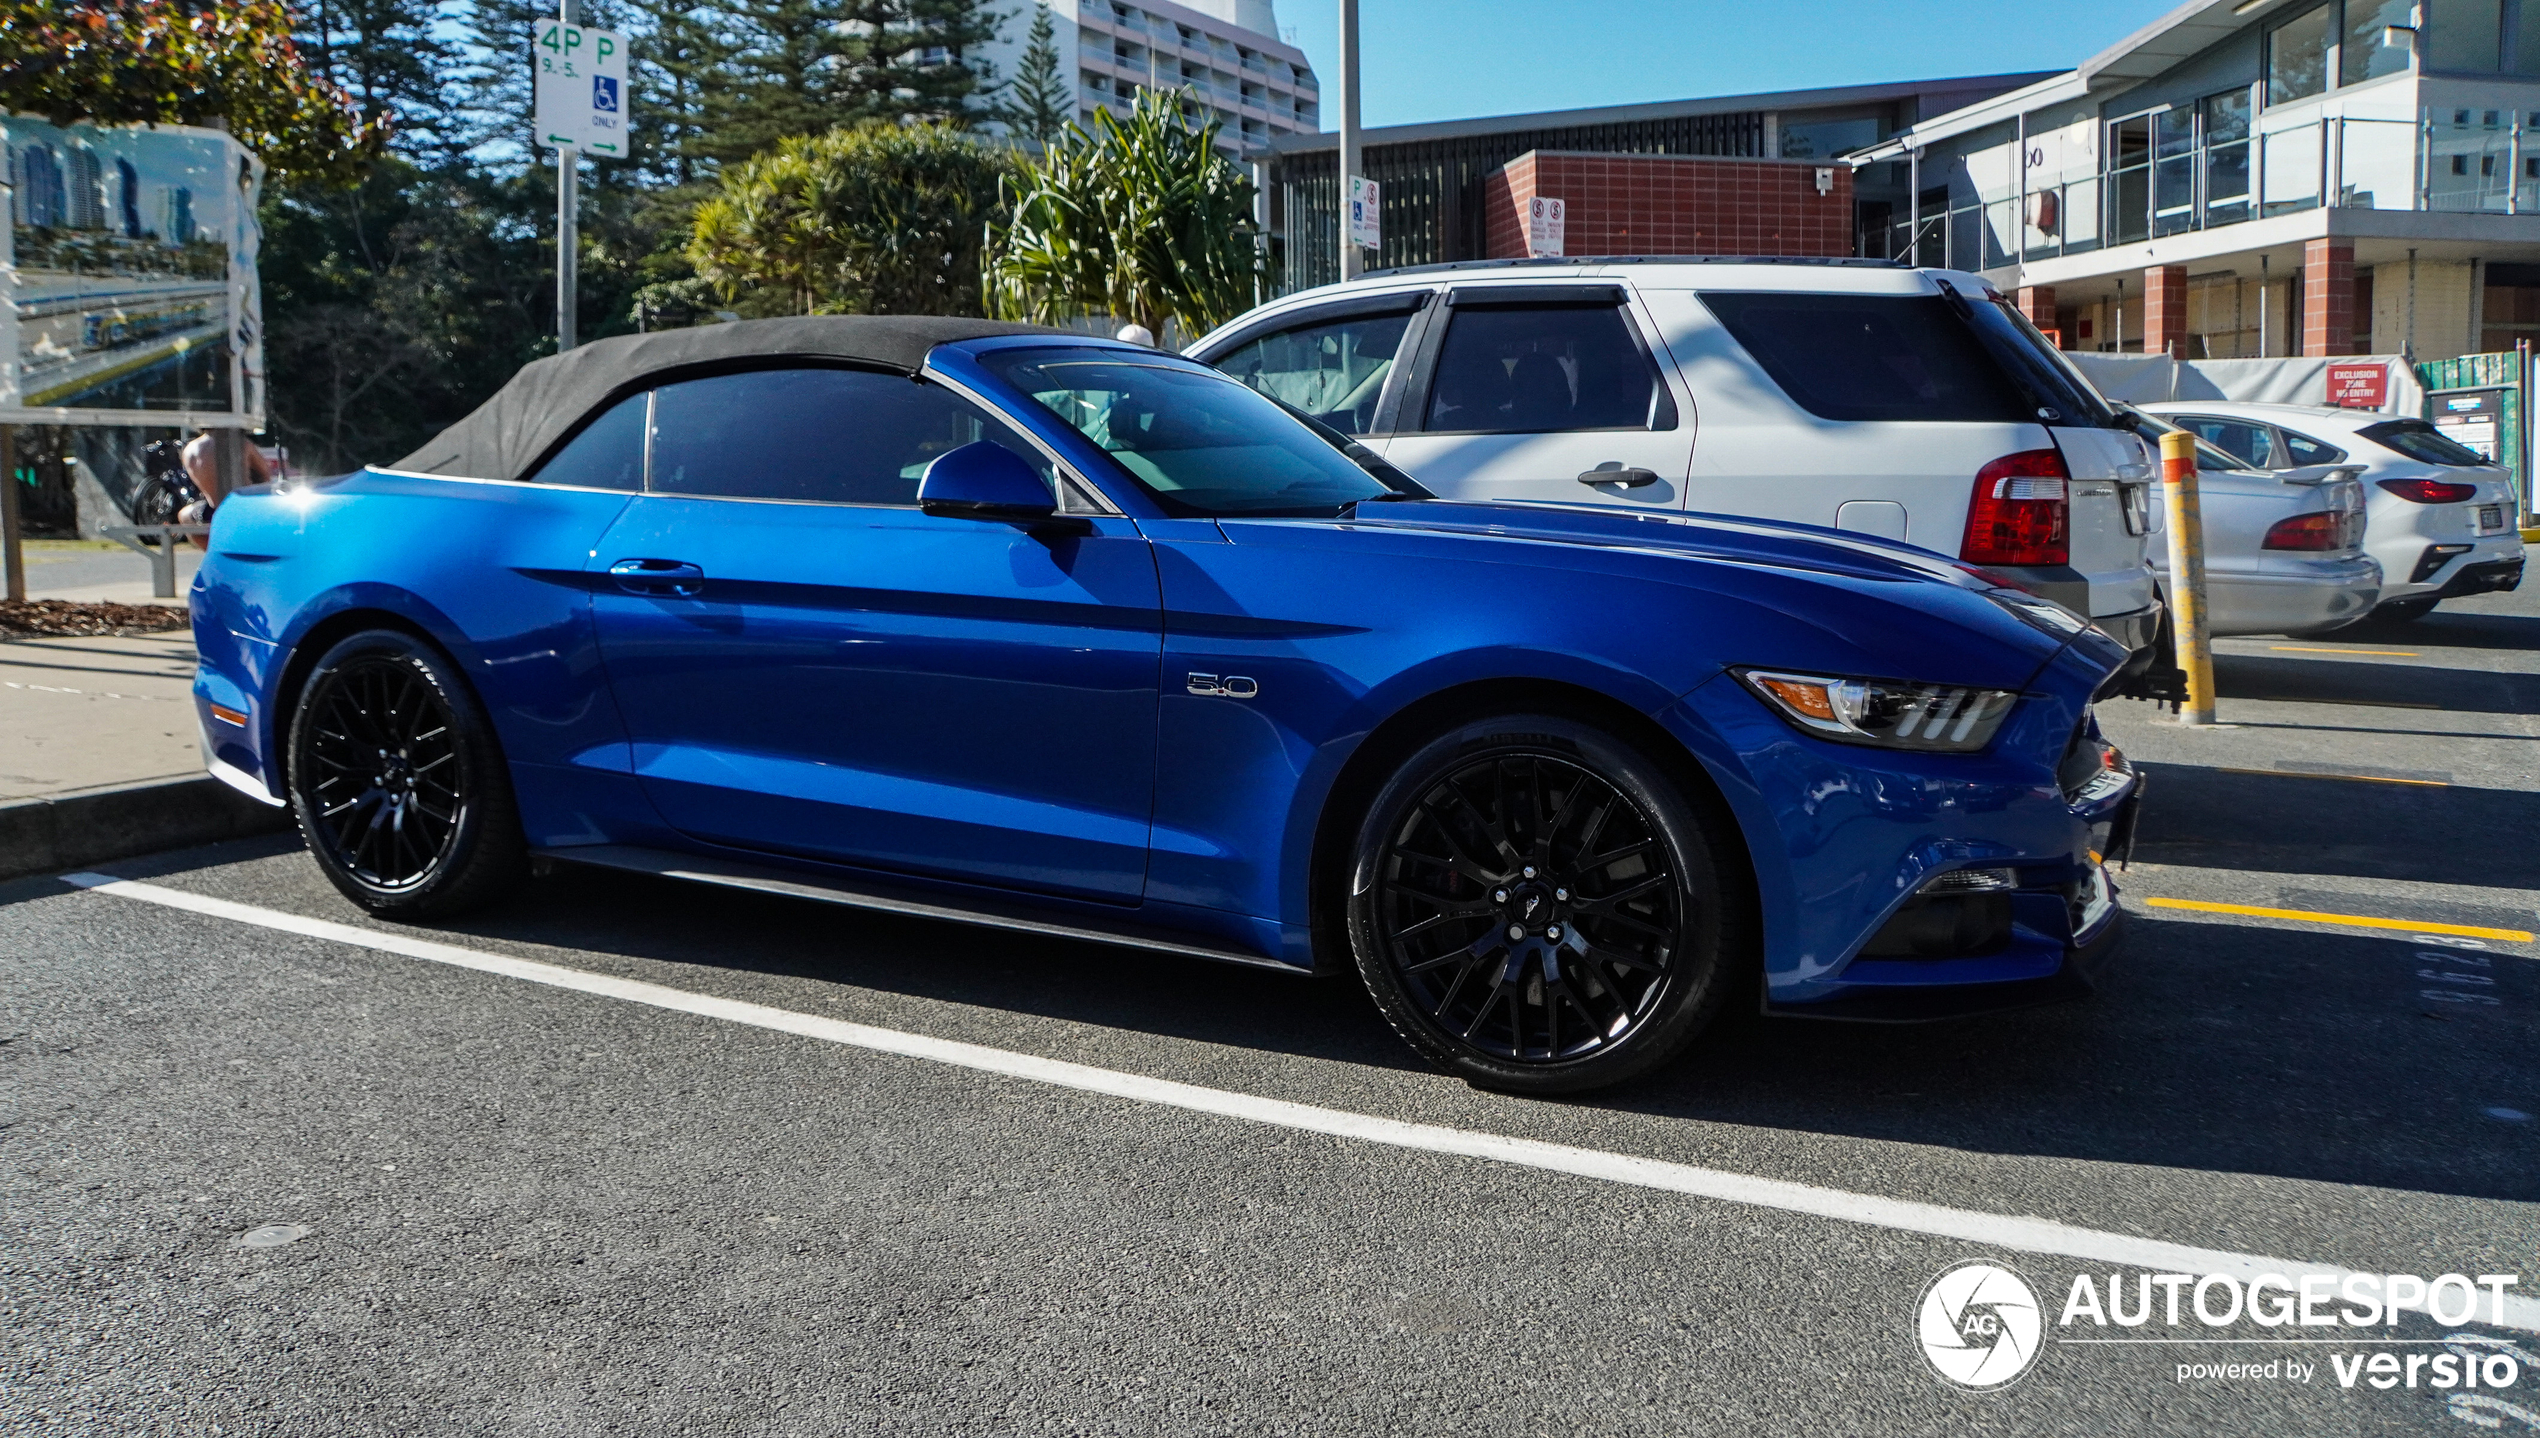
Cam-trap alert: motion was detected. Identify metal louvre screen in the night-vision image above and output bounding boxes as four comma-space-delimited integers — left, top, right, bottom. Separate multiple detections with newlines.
1274, 112, 1767, 292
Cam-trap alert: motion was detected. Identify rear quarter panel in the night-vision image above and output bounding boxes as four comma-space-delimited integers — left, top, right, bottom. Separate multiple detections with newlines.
192, 472, 639, 840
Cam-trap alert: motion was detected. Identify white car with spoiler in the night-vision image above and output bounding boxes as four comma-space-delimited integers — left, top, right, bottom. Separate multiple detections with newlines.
1192, 257, 2163, 682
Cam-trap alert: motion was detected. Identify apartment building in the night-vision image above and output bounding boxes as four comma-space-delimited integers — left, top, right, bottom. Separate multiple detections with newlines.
975, 0, 1320, 153
1852, 0, 2540, 362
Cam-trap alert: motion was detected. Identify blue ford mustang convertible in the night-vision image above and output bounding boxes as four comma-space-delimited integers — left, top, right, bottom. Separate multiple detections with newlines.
191, 316, 2141, 1092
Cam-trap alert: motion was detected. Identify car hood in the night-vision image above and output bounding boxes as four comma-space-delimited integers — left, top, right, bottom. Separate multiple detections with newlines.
1345, 497, 1991, 588
1316, 498, 2120, 695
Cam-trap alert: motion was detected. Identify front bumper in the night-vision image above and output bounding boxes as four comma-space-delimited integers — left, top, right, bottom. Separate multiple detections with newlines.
1673, 639, 2137, 1022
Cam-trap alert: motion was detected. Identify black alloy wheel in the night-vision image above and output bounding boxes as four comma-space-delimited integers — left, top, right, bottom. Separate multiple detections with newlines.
1348, 715, 1740, 1093
288, 629, 525, 918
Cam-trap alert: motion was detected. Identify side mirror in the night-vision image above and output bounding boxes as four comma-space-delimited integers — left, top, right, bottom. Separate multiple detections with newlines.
917, 441, 1057, 522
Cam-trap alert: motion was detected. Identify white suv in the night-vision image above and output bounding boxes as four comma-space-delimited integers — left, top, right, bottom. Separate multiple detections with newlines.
1191, 258, 2163, 671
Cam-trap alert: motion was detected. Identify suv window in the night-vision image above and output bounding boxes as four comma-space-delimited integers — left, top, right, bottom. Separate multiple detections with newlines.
1697, 292, 2031, 424
2277, 428, 2347, 466
2175, 416, 2280, 468
649, 366, 1049, 505
980, 346, 1394, 517
2358, 419, 2495, 468
1422, 305, 1662, 434
526, 391, 647, 490
1215, 308, 1415, 435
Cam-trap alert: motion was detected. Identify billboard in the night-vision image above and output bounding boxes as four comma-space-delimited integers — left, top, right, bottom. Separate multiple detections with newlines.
2, 117, 263, 427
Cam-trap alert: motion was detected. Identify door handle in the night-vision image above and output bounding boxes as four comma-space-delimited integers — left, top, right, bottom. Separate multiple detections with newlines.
1578, 465, 1660, 488
608, 558, 705, 596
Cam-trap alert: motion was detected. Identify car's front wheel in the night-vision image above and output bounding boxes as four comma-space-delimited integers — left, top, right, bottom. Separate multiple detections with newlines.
288, 628, 526, 919
1346, 714, 1743, 1094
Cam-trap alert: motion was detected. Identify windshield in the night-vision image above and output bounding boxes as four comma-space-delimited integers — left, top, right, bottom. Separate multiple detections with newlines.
979, 347, 1399, 516
2117, 406, 2259, 474
2357, 419, 2500, 469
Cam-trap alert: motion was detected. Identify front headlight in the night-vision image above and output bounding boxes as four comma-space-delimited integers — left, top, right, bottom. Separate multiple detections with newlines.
1736, 669, 2020, 752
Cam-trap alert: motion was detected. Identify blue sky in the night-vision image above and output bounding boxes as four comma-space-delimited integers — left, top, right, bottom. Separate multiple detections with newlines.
1271, 0, 2188, 130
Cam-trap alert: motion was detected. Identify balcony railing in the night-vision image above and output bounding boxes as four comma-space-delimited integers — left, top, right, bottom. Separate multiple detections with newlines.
1867, 112, 2540, 269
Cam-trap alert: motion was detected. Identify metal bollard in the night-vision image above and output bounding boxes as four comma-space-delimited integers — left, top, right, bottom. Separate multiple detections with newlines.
2158, 430, 2217, 726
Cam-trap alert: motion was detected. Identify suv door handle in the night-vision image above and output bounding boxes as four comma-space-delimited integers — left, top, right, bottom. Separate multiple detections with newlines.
1579, 466, 1660, 488
608, 558, 705, 596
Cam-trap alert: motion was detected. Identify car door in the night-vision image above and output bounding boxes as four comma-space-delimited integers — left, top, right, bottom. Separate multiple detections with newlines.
1379, 283, 1693, 509
1199, 289, 1435, 437
585, 364, 1163, 903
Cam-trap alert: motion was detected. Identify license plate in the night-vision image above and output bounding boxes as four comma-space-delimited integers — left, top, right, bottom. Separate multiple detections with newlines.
2478, 503, 2506, 533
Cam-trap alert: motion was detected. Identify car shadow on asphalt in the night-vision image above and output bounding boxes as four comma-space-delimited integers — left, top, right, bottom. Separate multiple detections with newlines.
2210, 653, 2537, 713
26, 834, 2534, 1205
1633, 913, 2536, 1205
2321, 608, 2540, 652
2129, 761, 2540, 891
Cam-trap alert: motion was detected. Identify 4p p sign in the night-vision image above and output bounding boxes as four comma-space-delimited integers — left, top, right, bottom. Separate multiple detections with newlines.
533, 21, 629, 156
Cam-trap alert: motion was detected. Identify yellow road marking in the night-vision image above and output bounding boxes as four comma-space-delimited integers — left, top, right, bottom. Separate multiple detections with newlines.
2216, 767, 2448, 787
2146, 898, 2532, 943
2266, 646, 2422, 657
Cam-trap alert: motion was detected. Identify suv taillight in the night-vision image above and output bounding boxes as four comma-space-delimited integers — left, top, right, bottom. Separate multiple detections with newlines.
2377, 477, 2480, 504
2262, 512, 2343, 551
1961, 450, 2070, 566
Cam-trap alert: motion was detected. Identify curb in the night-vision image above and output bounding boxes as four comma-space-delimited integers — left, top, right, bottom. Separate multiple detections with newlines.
0, 776, 294, 882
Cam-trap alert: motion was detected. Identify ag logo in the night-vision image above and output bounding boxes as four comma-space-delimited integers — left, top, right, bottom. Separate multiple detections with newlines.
1916, 1262, 2043, 1389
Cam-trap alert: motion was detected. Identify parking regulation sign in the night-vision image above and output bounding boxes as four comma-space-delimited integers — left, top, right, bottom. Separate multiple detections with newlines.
1347, 176, 1381, 249
533, 20, 629, 156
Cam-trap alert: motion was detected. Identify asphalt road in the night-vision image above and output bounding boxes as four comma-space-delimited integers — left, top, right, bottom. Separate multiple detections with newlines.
6, 567, 2536, 1435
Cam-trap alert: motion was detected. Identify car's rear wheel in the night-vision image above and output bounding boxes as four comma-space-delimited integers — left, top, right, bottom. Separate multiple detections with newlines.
288, 629, 525, 918
1346, 714, 1740, 1094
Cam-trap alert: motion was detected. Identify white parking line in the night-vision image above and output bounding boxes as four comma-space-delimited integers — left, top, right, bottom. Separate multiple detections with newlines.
62, 870, 2540, 1335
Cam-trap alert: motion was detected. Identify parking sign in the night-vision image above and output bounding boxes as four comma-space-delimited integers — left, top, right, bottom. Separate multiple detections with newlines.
532, 21, 629, 156
1347, 176, 1381, 249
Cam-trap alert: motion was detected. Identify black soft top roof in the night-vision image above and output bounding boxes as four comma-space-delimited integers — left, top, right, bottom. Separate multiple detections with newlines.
389, 314, 1075, 482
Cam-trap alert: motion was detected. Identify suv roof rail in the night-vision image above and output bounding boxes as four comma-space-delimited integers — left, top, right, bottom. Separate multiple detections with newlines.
1359, 255, 1910, 280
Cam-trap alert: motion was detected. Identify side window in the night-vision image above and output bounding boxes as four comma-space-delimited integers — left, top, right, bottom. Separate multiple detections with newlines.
648, 366, 1051, 505
2179, 417, 2277, 468
2278, 428, 2347, 466
1697, 292, 2030, 424
1213, 308, 1415, 435
525, 391, 647, 490
1423, 305, 1664, 434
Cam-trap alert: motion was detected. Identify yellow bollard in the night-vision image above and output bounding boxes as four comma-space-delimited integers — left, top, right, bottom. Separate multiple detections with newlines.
2158, 430, 2217, 726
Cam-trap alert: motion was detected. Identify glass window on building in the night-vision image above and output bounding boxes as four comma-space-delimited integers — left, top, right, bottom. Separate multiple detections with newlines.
2269, 4, 2335, 103
2203, 89, 2253, 225
2343, 0, 2417, 83
2481, 261, 2540, 351
2154, 108, 2198, 235
2430, 0, 2504, 70
1778, 116, 1882, 161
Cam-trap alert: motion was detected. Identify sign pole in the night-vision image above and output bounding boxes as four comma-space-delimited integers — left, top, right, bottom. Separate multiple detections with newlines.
557, 144, 579, 352
1337, 0, 1361, 281
1, 426, 23, 604
2158, 430, 2217, 727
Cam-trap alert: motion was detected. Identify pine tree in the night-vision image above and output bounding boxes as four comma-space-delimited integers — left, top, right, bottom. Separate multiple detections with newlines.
623, 0, 732, 186
996, 3, 1070, 149
292, 0, 457, 163
701, 0, 1004, 163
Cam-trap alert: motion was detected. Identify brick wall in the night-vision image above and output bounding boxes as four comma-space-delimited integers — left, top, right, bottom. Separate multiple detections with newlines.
1479, 150, 1853, 260
2302, 238, 2357, 357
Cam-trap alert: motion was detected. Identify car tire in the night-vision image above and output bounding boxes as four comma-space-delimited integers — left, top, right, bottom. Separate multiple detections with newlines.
2370, 597, 2438, 623
1345, 713, 1743, 1094
287, 628, 526, 919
